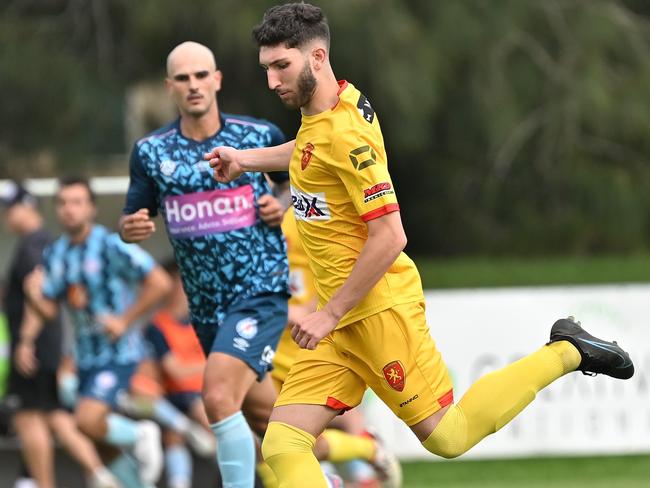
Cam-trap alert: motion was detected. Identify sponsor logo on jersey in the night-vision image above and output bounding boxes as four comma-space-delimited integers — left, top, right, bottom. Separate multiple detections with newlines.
291, 187, 330, 221
357, 94, 375, 124
301, 143, 315, 170
160, 160, 177, 176
163, 185, 256, 239
349, 145, 377, 170
363, 182, 394, 203
236, 317, 258, 339
383, 360, 406, 392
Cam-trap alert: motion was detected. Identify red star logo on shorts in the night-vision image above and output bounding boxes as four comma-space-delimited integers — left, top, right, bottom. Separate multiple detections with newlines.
383, 360, 406, 392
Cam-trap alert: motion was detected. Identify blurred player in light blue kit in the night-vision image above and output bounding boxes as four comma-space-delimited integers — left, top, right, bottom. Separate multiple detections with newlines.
25, 176, 172, 487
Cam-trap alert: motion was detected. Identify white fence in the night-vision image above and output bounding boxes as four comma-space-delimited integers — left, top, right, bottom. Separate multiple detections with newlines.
361, 285, 650, 460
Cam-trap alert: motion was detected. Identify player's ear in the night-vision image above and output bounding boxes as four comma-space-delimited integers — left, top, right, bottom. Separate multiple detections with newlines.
164, 77, 173, 95
214, 69, 223, 92
311, 46, 327, 71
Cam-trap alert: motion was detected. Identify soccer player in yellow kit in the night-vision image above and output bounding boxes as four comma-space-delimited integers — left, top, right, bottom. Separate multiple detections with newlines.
273, 209, 397, 488
207, 4, 635, 487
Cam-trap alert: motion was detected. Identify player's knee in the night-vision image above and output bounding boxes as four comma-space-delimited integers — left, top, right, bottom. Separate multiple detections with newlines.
261, 421, 314, 462
421, 406, 468, 459
202, 386, 239, 421
75, 408, 102, 439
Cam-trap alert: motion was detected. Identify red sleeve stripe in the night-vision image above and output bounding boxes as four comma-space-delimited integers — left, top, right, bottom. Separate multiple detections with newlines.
360, 203, 400, 222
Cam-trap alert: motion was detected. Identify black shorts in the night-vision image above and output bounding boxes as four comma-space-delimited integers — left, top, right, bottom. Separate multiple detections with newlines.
5, 368, 61, 412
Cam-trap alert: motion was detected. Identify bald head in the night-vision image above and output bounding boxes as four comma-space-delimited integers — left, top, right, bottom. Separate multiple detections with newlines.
166, 41, 217, 77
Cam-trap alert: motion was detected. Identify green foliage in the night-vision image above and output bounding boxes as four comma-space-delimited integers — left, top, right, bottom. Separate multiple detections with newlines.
2, 0, 650, 255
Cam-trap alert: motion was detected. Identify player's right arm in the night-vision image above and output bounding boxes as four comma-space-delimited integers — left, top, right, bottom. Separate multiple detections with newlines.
23, 266, 59, 321
206, 140, 296, 183
120, 144, 159, 243
119, 209, 156, 243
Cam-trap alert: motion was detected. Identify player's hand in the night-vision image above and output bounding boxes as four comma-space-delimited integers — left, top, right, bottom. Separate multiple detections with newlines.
120, 209, 156, 243
101, 314, 128, 341
23, 266, 45, 301
292, 308, 339, 350
205, 146, 244, 183
258, 194, 284, 227
15, 341, 38, 377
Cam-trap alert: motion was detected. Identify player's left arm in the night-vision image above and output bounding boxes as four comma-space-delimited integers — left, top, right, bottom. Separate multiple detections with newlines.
292, 212, 406, 349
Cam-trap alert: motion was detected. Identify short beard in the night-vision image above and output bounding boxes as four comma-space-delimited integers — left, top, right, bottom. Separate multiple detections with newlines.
285, 62, 317, 109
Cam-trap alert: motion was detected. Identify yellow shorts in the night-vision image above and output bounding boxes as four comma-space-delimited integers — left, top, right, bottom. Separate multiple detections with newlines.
275, 301, 453, 426
271, 325, 301, 392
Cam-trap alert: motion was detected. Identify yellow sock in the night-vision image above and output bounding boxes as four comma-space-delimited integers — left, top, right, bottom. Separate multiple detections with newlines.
320, 428, 375, 463
257, 461, 279, 488
262, 421, 328, 488
423, 341, 580, 458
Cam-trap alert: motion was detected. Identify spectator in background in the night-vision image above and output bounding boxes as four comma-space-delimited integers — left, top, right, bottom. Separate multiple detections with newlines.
24, 177, 172, 487
1, 181, 119, 488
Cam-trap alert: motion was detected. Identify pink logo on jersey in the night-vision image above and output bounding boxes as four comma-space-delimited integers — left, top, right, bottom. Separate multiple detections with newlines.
164, 185, 256, 239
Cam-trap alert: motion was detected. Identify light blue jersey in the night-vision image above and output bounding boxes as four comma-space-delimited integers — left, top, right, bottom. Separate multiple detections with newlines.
124, 115, 290, 331
42, 225, 153, 370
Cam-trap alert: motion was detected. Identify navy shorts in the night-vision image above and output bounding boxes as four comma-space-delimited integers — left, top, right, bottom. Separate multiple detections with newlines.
78, 363, 137, 408
167, 391, 202, 414
195, 292, 288, 380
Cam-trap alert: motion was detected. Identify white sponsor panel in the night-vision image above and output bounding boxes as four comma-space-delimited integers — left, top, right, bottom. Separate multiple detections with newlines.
360, 285, 650, 460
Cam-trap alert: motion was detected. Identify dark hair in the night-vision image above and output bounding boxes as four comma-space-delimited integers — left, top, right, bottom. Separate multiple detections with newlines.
57, 176, 97, 204
252, 3, 330, 50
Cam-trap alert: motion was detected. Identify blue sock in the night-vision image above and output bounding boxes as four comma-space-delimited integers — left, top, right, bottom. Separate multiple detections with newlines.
108, 453, 145, 488
153, 398, 190, 433
210, 411, 256, 488
105, 413, 139, 446
166, 444, 192, 488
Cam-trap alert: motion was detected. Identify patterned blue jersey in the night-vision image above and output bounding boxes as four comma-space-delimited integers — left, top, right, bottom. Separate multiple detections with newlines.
42, 225, 153, 370
124, 114, 290, 328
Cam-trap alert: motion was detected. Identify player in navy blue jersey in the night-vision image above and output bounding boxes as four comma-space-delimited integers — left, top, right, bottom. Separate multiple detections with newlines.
25, 177, 172, 487
119, 41, 290, 488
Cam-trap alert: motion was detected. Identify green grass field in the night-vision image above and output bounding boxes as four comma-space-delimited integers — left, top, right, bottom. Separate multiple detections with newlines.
414, 255, 650, 289
401, 454, 650, 488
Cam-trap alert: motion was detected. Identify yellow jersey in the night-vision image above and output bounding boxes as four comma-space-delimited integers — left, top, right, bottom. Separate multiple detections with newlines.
289, 81, 424, 327
282, 208, 317, 307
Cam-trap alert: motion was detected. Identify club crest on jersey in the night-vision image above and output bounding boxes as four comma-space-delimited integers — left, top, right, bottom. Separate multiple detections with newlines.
383, 360, 405, 392
160, 160, 177, 176
301, 143, 315, 170
67, 284, 88, 310
290, 187, 331, 221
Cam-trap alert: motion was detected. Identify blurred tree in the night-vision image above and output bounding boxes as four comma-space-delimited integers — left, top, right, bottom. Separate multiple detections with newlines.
1, 0, 650, 255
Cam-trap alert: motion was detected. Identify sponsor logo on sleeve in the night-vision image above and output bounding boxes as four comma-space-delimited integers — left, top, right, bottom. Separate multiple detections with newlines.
357, 94, 375, 123
163, 185, 256, 239
363, 182, 394, 203
349, 145, 377, 170
291, 187, 330, 221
